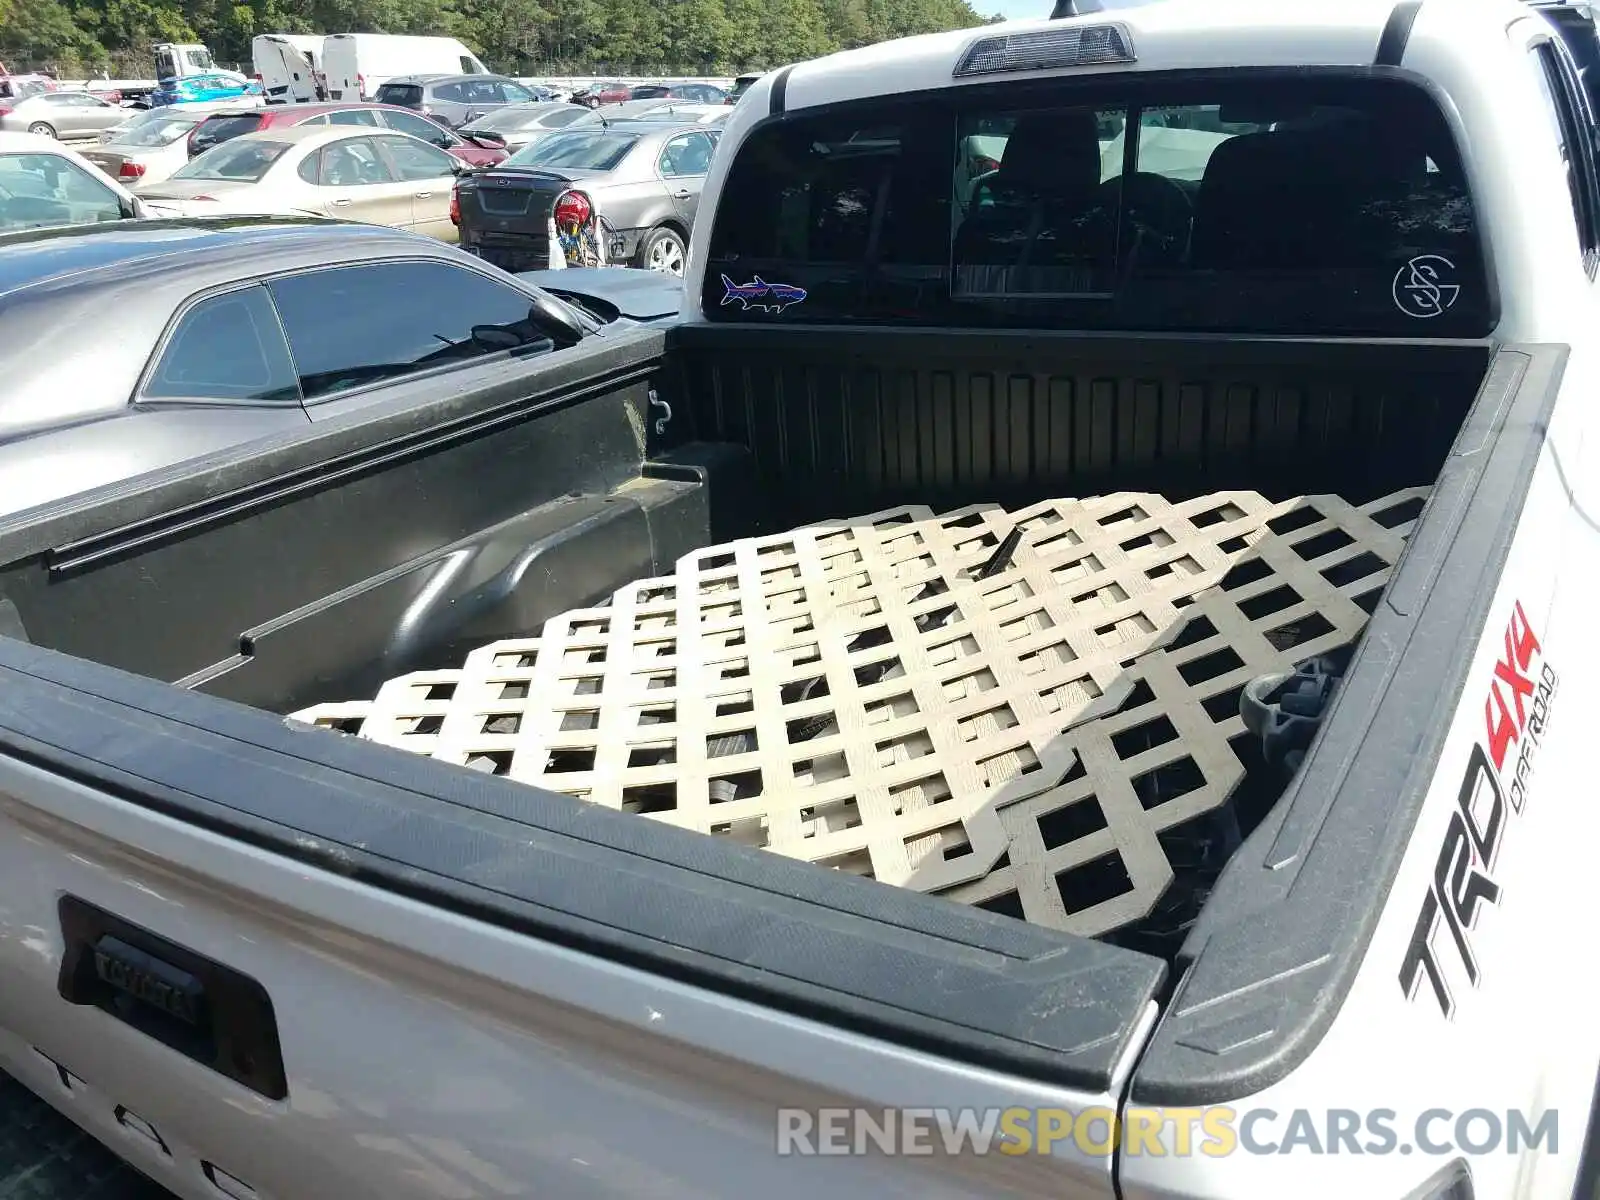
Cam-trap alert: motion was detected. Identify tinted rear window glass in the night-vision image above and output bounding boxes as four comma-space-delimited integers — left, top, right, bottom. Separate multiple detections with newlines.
174, 138, 290, 182
375, 84, 424, 107
191, 113, 265, 152
703, 74, 1490, 337
144, 286, 299, 402
508, 131, 640, 171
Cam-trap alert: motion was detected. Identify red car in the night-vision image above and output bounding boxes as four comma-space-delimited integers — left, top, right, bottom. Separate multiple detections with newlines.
572, 81, 632, 109
186, 101, 509, 166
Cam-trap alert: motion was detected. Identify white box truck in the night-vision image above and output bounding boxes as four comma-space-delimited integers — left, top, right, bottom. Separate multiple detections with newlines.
320, 33, 489, 101
251, 34, 325, 105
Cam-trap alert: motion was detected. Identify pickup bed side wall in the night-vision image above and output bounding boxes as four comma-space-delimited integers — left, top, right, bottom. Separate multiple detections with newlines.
0, 331, 691, 714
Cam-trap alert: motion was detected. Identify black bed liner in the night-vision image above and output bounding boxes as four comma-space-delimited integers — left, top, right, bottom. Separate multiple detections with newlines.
0, 325, 1559, 1104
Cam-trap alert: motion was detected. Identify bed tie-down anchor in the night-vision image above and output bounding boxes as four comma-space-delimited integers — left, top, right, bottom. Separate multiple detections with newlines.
1239, 650, 1352, 777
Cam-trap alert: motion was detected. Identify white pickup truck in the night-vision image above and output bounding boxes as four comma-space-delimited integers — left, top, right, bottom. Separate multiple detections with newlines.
1, 0, 1598, 1198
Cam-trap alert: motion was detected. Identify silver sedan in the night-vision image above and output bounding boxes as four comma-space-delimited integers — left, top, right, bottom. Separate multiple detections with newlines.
455, 101, 589, 152
0, 91, 129, 142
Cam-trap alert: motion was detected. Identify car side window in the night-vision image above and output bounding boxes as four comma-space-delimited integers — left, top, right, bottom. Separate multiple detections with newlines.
328, 108, 381, 127
300, 114, 330, 125
659, 132, 714, 178
1530, 38, 1600, 263
143, 286, 300, 403
382, 108, 455, 147
0, 152, 126, 229
317, 137, 395, 186
297, 151, 321, 185
433, 82, 469, 103
499, 81, 535, 103
267, 261, 569, 401
377, 135, 457, 181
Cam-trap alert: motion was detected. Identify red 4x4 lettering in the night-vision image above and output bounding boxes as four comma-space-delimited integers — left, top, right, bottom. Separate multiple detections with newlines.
1485, 600, 1540, 773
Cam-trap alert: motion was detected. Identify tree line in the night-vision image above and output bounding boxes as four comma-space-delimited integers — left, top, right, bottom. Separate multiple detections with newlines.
0, 0, 999, 79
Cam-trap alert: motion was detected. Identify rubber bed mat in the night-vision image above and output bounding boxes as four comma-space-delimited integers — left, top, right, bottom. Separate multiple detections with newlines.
0, 1072, 172, 1200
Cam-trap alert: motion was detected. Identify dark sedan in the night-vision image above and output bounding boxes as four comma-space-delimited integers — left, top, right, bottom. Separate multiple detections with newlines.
453, 119, 720, 275
0, 216, 614, 518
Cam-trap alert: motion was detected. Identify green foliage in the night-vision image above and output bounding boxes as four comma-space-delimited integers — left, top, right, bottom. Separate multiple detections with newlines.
1, 0, 992, 76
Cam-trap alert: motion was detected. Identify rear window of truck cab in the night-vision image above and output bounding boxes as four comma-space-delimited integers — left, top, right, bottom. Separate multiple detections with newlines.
702, 74, 1491, 337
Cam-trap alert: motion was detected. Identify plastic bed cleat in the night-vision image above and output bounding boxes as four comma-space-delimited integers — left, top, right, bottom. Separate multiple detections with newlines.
1239, 652, 1350, 775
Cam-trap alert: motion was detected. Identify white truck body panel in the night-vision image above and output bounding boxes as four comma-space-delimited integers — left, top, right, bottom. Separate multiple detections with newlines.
252, 34, 325, 105
0, 756, 1139, 1200
320, 34, 490, 101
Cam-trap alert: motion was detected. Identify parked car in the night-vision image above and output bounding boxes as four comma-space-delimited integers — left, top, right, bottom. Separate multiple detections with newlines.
516, 78, 566, 102
149, 71, 261, 108
187, 101, 508, 166
0, 130, 143, 231
454, 118, 720, 274
573, 102, 729, 129
373, 74, 546, 128
724, 72, 763, 104
0, 75, 55, 104
79, 109, 207, 186
136, 125, 469, 241
570, 80, 632, 108
455, 100, 588, 151
0, 217, 600, 518
570, 98, 728, 126
629, 82, 727, 104
0, 91, 128, 141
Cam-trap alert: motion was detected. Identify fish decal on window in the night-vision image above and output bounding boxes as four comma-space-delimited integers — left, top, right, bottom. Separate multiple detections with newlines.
720, 274, 808, 314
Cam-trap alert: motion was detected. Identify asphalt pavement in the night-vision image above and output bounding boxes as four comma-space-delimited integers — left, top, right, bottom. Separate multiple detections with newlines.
0, 1072, 172, 1200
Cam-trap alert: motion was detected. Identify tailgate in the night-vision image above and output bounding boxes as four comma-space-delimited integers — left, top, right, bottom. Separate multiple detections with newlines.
0, 636, 1162, 1200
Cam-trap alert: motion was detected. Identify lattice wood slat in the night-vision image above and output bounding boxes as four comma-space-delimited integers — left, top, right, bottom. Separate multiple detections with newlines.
293, 487, 1426, 932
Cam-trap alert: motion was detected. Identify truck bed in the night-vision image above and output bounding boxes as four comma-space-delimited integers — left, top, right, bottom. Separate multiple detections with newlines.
0, 324, 1561, 1180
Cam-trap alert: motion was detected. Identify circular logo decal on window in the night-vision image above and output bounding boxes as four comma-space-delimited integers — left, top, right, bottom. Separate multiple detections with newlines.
1392, 254, 1462, 319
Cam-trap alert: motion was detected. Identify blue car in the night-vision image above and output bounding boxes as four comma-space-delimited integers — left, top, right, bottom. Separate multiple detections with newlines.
150, 72, 261, 107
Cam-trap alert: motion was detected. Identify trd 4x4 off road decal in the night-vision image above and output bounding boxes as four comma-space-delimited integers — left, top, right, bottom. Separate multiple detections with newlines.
1399, 600, 1559, 1018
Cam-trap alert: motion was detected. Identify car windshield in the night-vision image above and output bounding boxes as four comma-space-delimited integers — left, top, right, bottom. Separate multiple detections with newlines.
469, 104, 560, 132
172, 138, 290, 182
0, 152, 124, 231
508, 130, 640, 171
113, 114, 202, 148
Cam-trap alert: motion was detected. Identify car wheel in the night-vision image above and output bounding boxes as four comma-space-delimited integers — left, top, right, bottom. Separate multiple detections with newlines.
638, 226, 686, 276
26, 121, 56, 138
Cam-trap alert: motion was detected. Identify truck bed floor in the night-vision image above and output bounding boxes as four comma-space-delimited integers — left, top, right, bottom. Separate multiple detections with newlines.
294, 486, 1426, 946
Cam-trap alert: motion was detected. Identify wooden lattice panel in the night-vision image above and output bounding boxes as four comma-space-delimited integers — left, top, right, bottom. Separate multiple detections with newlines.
294, 486, 1427, 932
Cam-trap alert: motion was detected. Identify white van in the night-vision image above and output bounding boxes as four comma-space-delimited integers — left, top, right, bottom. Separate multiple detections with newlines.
252, 34, 324, 105
320, 34, 488, 101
